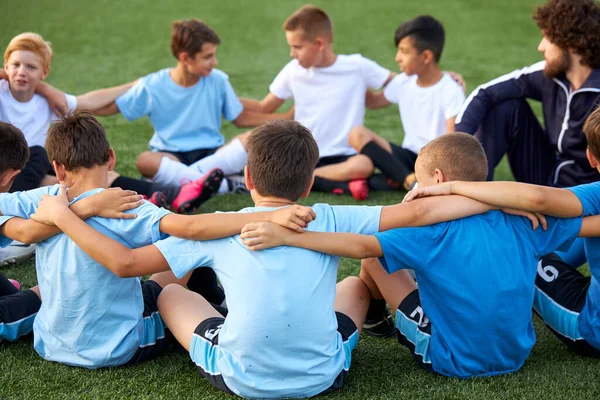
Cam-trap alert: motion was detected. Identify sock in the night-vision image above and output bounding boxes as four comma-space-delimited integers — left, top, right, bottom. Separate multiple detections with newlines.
368, 174, 393, 191
187, 268, 225, 305
110, 176, 154, 196
361, 141, 413, 186
312, 176, 350, 195
154, 156, 229, 194
149, 183, 181, 204
366, 298, 387, 320
192, 139, 247, 176
0, 273, 19, 297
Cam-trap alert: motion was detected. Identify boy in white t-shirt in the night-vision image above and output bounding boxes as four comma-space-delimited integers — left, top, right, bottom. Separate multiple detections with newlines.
348, 16, 466, 192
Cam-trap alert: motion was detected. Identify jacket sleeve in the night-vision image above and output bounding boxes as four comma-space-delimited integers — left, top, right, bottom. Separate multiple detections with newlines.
455, 61, 546, 134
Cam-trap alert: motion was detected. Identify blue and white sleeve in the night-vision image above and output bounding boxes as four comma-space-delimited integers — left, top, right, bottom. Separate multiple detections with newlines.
115, 80, 152, 121
153, 236, 213, 279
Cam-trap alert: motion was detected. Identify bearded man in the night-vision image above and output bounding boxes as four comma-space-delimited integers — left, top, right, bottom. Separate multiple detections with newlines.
454, 0, 600, 188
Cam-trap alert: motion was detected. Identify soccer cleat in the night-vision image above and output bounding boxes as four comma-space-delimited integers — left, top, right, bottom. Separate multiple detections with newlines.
0, 241, 36, 267
348, 179, 369, 201
403, 173, 417, 191
8, 279, 20, 291
226, 174, 249, 194
173, 168, 224, 213
147, 191, 168, 208
363, 307, 397, 338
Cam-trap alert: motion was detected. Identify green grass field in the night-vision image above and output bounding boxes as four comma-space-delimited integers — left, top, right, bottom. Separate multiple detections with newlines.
2, 0, 600, 398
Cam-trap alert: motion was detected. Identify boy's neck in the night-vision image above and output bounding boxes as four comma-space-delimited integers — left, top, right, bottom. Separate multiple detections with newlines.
566, 59, 592, 91
8, 84, 35, 103
252, 193, 295, 208
416, 65, 443, 87
314, 47, 337, 68
63, 167, 109, 201
169, 64, 202, 88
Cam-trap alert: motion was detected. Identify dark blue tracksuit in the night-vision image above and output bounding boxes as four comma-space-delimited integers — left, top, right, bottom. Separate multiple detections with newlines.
456, 60, 600, 188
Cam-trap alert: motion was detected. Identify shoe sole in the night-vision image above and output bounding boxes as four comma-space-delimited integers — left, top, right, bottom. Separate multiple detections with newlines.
0, 246, 35, 267
177, 169, 225, 213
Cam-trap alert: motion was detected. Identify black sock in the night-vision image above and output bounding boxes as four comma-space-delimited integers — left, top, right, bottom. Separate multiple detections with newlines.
312, 176, 350, 195
0, 273, 19, 297
110, 176, 181, 203
366, 298, 387, 320
361, 141, 413, 185
368, 174, 394, 191
187, 268, 225, 305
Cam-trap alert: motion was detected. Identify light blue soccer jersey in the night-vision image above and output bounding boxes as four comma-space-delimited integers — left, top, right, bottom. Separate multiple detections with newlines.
375, 211, 581, 378
115, 68, 243, 152
568, 182, 600, 350
0, 185, 170, 368
154, 204, 382, 398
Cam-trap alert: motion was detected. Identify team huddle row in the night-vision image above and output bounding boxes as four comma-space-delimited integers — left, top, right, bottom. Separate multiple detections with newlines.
1, 0, 600, 398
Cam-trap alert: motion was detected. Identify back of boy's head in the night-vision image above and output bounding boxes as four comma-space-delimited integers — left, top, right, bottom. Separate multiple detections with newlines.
584, 106, 600, 160
171, 19, 221, 59
4, 32, 53, 71
46, 110, 110, 172
283, 5, 333, 42
394, 15, 445, 63
247, 120, 319, 202
419, 133, 488, 181
0, 122, 29, 174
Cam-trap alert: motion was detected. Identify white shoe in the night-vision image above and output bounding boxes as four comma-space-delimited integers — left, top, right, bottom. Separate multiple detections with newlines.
0, 241, 35, 267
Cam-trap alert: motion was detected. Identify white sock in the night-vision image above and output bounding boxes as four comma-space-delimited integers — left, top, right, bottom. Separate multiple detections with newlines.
153, 157, 203, 187
191, 139, 248, 176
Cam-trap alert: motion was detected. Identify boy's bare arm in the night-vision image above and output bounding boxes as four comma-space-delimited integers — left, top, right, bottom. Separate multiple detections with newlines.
239, 93, 285, 113
76, 81, 136, 113
159, 205, 316, 240
30, 185, 169, 277
446, 116, 456, 133
0, 188, 142, 244
241, 222, 383, 258
0, 69, 7, 80
35, 81, 69, 116
365, 90, 391, 109
232, 107, 294, 128
579, 215, 600, 237
405, 181, 583, 218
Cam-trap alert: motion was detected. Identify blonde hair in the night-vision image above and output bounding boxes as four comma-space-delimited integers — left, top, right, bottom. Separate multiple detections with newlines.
283, 5, 333, 42
4, 32, 53, 71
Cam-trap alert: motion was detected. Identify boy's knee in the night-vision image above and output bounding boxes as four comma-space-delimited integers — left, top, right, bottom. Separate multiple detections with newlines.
349, 155, 374, 178
341, 276, 370, 298
157, 283, 182, 310
348, 126, 372, 151
136, 151, 162, 177
360, 258, 378, 279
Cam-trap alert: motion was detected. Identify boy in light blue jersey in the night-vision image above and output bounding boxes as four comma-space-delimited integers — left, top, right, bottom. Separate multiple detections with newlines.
0, 113, 314, 367
404, 107, 600, 358
31, 121, 524, 396
241, 132, 596, 378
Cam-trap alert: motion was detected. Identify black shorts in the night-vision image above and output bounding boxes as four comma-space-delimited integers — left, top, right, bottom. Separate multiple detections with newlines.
389, 142, 418, 172
316, 155, 352, 168
395, 289, 435, 373
0, 289, 41, 342
163, 148, 218, 166
9, 146, 54, 193
533, 253, 600, 357
125, 280, 173, 365
190, 311, 358, 396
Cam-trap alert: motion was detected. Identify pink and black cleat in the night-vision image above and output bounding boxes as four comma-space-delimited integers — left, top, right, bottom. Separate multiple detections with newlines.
348, 179, 369, 201
173, 169, 225, 213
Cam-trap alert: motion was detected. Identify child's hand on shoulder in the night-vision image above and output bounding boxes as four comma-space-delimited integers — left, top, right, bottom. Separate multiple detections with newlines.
502, 208, 548, 231
31, 184, 70, 226
403, 182, 454, 203
88, 188, 144, 219
241, 222, 295, 250
270, 205, 316, 233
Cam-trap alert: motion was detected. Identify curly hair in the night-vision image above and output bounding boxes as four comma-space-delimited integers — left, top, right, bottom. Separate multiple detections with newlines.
533, 0, 600, 68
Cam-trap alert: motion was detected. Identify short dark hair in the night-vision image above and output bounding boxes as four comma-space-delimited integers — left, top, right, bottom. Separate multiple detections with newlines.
283, 5, 333, 42
46, 111, 110, 171
584, 105, 600, 160
0, 122, 29, 174
394, 15, 445, 63
171, 19, 221, 59
533, 0, 600, 69
419, 133, 488, 181
247, 120, 319, 201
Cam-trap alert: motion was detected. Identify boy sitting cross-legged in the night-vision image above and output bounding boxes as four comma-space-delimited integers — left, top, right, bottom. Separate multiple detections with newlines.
29, 121, 540, 396
348, 15, 465, 191
404, 105, 600, 358
240, 132, 598, 378
0, 112, 314, 368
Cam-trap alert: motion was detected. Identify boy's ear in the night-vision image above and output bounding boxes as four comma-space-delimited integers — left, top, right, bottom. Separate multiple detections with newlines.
178, 52, 191, 64
52, 161, 67, 182
586, 147, 599, 168
108, 148, 116, 172
244, 165, 254, 191
41, 66, 50, 81
434, 168, 447, 184
299, 176, 314, 199
422, 49, 435, 65
0, 169, 20, 189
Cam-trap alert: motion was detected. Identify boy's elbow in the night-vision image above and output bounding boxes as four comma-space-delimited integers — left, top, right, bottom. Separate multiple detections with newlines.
527, 189, 548, 211
112, 257, 136, 278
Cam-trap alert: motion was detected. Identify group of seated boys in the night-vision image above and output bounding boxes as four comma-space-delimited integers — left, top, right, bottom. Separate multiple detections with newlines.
1, 1, 600, 398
